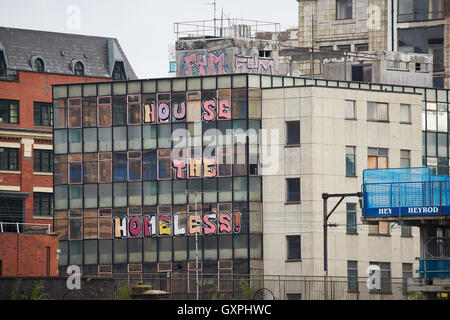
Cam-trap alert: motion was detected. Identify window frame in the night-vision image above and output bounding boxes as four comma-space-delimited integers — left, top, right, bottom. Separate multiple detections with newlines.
336, 0, 353, 20
285, 120, 300, 147
34, 149, 53, 173
33, 192, 53, 217
286, 178, 301, 203
400, 149, 411, 168
345, 146, 356, 177
368, 147, 388, 169
367, 102, 389, 122
369, 261, 392, 294
34, 102, 53, 127
286, 235, 301, 261
400, 104, 411, 124
346, 203, 358, 234
0, 99, 19, 124
345, 100, 356, 120
0, 147, 19, 171
347, 260, 359, 292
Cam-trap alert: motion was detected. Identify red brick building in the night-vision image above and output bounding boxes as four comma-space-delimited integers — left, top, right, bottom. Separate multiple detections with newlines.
0, 27, 136, 275
0, 233, 59, 276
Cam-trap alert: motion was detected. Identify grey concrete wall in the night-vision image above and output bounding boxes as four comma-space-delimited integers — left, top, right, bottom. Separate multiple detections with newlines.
175, 38, 279, 77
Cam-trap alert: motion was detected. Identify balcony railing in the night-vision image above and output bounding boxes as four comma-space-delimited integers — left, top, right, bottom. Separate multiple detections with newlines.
0, 221, 51, 234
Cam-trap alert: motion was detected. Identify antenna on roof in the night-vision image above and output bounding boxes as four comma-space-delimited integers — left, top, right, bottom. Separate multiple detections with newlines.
203, 0, 217, 36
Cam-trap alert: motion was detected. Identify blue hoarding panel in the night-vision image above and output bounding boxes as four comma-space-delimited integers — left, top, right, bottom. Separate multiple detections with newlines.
362, 168, 450, 217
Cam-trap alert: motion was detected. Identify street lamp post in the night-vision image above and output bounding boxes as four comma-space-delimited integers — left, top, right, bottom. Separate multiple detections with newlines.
322, 192, 362, 300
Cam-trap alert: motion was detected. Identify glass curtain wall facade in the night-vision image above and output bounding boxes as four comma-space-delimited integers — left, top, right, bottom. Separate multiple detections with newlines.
54, 74, 450, 292
53, 75, 263, 288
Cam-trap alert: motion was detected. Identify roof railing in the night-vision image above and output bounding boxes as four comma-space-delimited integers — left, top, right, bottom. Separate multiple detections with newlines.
0, 221, 51, 235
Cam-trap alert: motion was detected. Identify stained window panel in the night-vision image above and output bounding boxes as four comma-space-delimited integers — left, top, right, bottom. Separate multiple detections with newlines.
98, 96, 112, 127
83, 97, 97, 127
112, 96, 127, 126
113, 152, 127, 182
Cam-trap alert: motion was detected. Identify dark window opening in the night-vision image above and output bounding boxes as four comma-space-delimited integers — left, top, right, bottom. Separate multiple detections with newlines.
34, 102, 53, 126
0, 52, 6, 77
347, 261, 358, 292
286, 121, 300, 145
258, 50, 271, 58
286, 293, 302, 300
0, 148, 19, 171
287, 235, 301, 260
0, 99, 19, 124
0, 198, 24, 232
74, 62, 85, 76
346, 203, 357, 234
352, 64, 372, 82
34, 149, 53, 173
336, 0, 352, 20
33, 58, 45, 72
355, 43, 369, 52
286, 178, 301, 202
112, 61, 126, 80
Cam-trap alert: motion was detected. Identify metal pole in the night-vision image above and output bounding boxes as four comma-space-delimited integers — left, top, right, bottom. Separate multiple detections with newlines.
195, 191, 199, 301
323, 193, 328, 300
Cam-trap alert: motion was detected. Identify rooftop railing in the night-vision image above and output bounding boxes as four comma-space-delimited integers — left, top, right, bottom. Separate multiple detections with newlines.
174, 19, 280, 40
0, 221, 51, 234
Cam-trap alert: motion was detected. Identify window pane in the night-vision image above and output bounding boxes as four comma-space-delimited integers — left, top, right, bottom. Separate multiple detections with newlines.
99, 240, 112, 263
345, 100, 355, 119
286, 178, 300, 202
84, 184, 97, 208
84, 240, 98, 265
128, 126, 142, 150
400, 104, 410, 123
98, 127, 112, 151
113, 127, 127, 151
114, 182, 127, 207
346, 203, 357, 233
377, 103, 388, 121
114, 239, 127, 263
346, 146, 355, 176
83, 128, 97, 153
287, 236, 301, 260
98, 183, 112, 207
54, 130, 67, 154
286, 121, 300, 145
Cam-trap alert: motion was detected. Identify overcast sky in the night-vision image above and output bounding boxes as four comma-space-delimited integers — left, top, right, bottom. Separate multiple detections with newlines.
0, 0, 298, 78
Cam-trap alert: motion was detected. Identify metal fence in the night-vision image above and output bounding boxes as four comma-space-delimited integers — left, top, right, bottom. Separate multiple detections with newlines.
112, 273, 414, 300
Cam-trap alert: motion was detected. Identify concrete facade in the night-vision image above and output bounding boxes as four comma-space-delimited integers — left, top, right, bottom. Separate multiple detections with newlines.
296, 0, 449, 88
322, 50, 434, 87
261, 85, 422, 280
176, 38, 279, 77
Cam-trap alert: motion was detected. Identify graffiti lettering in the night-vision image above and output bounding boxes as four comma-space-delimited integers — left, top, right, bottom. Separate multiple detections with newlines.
183, 51, 228, 76
113, 213, 240, 238
235, 56, 275, 75
143, 102, 186, 124
171, 158, 216, 178
201, 98, 231, 121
